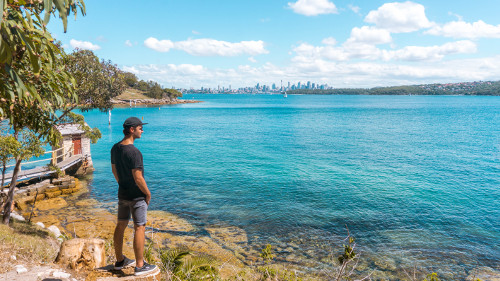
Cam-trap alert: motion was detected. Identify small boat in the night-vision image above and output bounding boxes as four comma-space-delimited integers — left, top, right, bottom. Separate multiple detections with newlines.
283, 91, 287, 98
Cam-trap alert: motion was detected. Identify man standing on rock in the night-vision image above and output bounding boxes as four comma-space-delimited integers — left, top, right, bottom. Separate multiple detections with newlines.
111, 117, 157, 276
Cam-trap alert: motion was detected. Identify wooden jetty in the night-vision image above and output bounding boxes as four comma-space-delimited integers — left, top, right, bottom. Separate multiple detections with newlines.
2, 123, 94, 186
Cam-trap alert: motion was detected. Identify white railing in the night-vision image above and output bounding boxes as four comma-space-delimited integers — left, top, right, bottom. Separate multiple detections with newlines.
5, 143, 75, 168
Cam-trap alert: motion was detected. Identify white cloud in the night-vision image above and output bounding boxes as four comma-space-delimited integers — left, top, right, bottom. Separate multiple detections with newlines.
192, 30, 201, 35
365, 1, 432, 33
144, 37, 268, 56
321, 37, 337, 45
69, 39, 101, 50
144, 37, 175, 52
426, 20, 500, 39
292, 38, 476, 63
248, 57, 257, 63
348, 4, 360, 15
346, 26, 392, 45
123, 54, 500, 89
176, 39, 268, 56
125, 40, 133, 47
388, 40, 477, 61
288, 0, 338, 16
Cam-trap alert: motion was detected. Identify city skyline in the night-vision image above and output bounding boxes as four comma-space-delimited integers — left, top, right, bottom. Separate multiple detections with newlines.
49, 0, 500, 89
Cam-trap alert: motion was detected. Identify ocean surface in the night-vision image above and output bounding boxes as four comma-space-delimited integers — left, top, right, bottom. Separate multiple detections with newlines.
81, 94, 499, 279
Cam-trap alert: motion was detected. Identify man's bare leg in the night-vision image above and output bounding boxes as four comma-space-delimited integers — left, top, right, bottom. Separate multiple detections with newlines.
134, 224, 146, 268
114, 220, 129, 262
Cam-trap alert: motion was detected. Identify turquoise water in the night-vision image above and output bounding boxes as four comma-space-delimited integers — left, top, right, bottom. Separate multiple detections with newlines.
82, 94, 499, 278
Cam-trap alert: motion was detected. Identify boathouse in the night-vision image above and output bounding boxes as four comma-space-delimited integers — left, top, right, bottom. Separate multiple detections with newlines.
53, 123, 93, 175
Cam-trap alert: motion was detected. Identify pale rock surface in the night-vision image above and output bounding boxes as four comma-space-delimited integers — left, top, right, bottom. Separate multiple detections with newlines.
53, 271, 72, 278
48, 224, 62, 239
3, 265, 78, 281
10, 211, 25, 221
15, 265, 28, 273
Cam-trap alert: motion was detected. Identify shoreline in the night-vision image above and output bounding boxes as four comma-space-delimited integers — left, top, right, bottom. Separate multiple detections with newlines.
111, 98, 203, 106
4, 175, 500, 280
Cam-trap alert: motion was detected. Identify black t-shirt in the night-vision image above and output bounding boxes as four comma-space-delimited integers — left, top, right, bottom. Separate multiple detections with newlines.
111, 142, 146, 200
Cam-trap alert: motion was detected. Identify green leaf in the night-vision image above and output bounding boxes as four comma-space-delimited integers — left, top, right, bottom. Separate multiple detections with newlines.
5, 65, 28, 101
43, 0, 53, 25
53, 0, 68, 32
28, 52, 41, 75
0, 0, 5, 26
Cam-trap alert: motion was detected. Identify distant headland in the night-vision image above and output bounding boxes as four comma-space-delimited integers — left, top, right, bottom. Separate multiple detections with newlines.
184, 80, 500, 96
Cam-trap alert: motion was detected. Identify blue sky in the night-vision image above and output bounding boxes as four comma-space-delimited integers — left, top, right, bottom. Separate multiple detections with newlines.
49, 0, 500, 89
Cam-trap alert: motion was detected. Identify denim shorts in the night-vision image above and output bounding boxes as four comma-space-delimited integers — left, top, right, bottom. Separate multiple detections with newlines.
117, 198, 148, 226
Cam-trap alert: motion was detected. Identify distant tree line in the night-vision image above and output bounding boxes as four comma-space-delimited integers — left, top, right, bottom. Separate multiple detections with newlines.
123, 72, 182, 99
288, 81, 500, 96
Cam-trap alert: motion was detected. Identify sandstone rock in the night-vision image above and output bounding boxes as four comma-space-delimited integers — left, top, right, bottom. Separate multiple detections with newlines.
468, 267, 500, 281
14, 200, 28, 211
45, 190, 62, 198
45, 185, 61, 193
70, 219, 116, 240
22, 210, 37, 218
56, 238, 106, 270
205, 226, 248, 246
32, 214, 60, 227
75, 199, 99, 207
62, 188, 75, 195
164, 235, 244, 269
35, 197, 67, 210
147, 210, 195, 232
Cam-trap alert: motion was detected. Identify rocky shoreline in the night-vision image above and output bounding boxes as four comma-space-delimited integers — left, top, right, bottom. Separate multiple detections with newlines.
111, 98, 202, 106
3, 176, 500, 280
4, 176, 269, 280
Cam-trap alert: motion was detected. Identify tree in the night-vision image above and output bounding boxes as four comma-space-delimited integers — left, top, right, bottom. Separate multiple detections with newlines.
147, 81, 163, 99
0, 0, 86, 224
135, 80, 149, 92
163, 88, 182, 98
123, 72, 138, 87
1, 130, 44, 224
64, 49, 127, 112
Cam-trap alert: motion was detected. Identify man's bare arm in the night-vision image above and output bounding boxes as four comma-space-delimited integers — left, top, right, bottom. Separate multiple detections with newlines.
112, 164, 119, 183
132, 168, 151, 205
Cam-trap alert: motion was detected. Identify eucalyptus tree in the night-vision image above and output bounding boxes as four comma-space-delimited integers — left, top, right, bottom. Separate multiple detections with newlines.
0, 0, 86, 224
0, 131, 44, 223
64, 49, 127, 112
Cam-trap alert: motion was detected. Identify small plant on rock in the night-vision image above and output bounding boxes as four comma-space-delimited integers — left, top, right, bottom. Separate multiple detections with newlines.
159, 247, 219, 280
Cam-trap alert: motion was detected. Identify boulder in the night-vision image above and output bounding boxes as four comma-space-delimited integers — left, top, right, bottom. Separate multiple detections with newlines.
56, 238, 106, 270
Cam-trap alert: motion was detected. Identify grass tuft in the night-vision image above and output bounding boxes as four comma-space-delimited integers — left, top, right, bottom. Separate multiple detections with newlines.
0, 217, 60, 273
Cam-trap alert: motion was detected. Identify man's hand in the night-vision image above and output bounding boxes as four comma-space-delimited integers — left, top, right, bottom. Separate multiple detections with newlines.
132, 168, 151, 205
111, 164, 119, 183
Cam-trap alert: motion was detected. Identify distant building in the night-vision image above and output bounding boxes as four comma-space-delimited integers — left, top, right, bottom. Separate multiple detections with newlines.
53, 123, 94, 175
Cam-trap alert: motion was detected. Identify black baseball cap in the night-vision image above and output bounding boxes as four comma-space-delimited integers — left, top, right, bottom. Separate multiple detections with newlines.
123, 117, 148, 128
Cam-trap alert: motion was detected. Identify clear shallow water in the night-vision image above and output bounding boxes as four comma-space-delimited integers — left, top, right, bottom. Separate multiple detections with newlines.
82, 94, 500, 278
